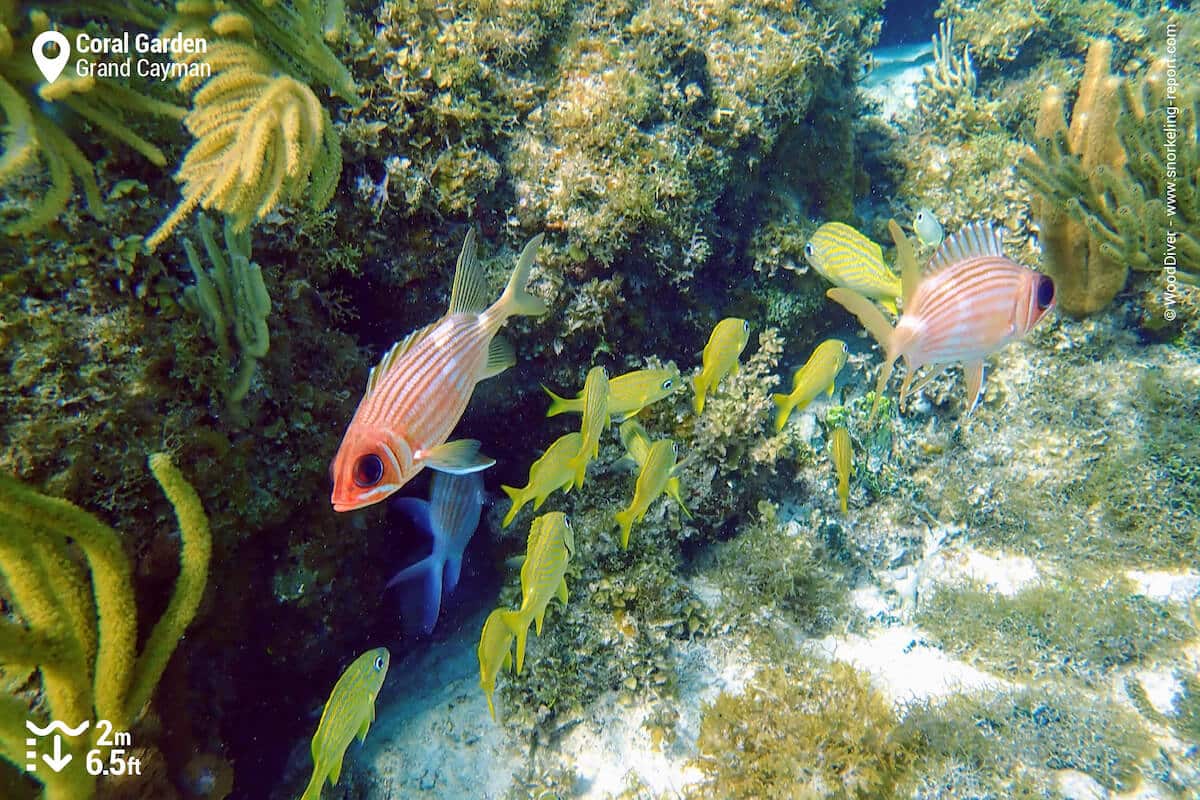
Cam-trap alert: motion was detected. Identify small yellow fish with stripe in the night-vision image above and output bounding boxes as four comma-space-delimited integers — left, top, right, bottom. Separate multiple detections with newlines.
772, 339, 849, 432
501, 512, 575, 673
478, 608, 515, 720
500, 432, 583, 527
618, 420, 690, 513
830, 427, 852, 513
805, 222, 902, 315
692, 318, 750, 414
567, 366, 610, 488
544, 366, 680, 421
614, 438, 687, 549
299, 648, 390, 800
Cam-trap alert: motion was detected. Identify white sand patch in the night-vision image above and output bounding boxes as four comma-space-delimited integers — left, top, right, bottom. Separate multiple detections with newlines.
806, 625, 1008, 707
1125, 570, 1200, 605
1131, 668, 1185, 717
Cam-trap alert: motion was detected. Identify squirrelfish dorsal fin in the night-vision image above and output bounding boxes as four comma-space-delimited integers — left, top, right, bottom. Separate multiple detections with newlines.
367, 323, 434, 395
888, 219, 920, 309
449, 228, 492, 315
927, 222, 1006, 274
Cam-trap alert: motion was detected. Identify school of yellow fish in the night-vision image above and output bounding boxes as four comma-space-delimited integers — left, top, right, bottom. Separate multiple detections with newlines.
327, 213, 1054, 725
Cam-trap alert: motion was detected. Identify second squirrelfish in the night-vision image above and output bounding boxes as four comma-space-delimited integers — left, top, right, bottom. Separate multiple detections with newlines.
500, 432, 583, 527
827, 220, 1055, 414
567, 366, 610, 489
385, 472, 485, 634
299, 648, 390, 800
544, 366, 680, 421
772, 339, 849, 432
501, 512, 575, 674
330, 230, 546, 512
805, 222, 902, 315
830, 426, 852, 513
692, 318, 750, 414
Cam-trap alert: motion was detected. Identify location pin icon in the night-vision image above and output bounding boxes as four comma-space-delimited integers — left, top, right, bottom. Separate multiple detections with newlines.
31, 31, 70, 84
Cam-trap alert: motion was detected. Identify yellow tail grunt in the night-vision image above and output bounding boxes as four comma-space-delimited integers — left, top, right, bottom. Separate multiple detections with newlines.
500, 432, 583, 527
299, 648, 390, 800
692, 318, 750, 414
544, 366, 680, 421
772, 339, 849, 432
830, 427, 852, 514
614, 438, 687, 549
805, 222, 901, 315
501, 513, 575, 674
567, 367, 610, 489
478, 608, 516, 721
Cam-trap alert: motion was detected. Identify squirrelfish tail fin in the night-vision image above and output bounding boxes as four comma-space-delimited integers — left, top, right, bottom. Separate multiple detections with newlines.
888, 219, 920, 309
492, 234, 547, 321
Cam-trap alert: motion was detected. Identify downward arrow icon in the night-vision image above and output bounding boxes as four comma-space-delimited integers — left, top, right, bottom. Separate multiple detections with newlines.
42, 735, 72, 773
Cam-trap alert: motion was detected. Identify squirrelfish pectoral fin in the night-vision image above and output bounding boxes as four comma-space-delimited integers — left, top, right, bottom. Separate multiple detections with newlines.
419, 440, 495, 474
963, 361, 985, 413
480, 336, 516, 380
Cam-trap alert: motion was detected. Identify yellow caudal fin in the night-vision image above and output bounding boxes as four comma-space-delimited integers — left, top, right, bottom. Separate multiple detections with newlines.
772, 392, 794, 432
542, 385, 576, 417
692, 374, 707, 414
299, 766, 325, 800
501, 485, 526, 527
500, 609, 532, 674
614, 508, 635, 550
494, 234, 548, 320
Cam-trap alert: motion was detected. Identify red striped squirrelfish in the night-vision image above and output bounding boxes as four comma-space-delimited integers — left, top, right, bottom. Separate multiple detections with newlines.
331, 230, 547, 512
827, 220, 1055, 414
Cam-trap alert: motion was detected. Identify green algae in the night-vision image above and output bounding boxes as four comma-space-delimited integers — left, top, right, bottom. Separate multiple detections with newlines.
916, 575, 1191, 684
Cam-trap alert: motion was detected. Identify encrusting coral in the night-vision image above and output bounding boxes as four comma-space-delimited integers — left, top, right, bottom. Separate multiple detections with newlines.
0, 453, 211, 800
181, 214, 272, 424
0, 4, 184, 235
1021, 38, 1199, 315
146, 0, 354, 250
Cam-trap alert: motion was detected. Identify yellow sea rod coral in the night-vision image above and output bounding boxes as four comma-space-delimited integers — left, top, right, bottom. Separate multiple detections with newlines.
0, 453, 211, 800
146, 4, 348, 250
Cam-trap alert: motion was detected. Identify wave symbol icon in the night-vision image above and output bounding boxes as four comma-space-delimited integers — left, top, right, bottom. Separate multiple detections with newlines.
25, 720, 90, 737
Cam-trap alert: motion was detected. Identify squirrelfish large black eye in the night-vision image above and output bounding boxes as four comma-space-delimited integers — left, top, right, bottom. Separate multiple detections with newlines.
1036, 276, 1055, 309
373, 655, 385, 671
354, 454, 384, 488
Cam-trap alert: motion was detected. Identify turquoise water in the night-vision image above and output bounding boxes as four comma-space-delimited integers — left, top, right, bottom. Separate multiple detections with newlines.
0, 1, 1196, 798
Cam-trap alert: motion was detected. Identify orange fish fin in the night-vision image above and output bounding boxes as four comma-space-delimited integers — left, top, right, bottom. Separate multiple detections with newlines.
449, 227, 492, 315
367, 324, 434, 395
907, 365, 948, 399
419, 439, 495, 474
928, 222, 1006, 275
963, 361, 985, 413
889, 219, 921, 309
479, 336, 516, 380
827, 288, 894, 351
493, 234, 547, 320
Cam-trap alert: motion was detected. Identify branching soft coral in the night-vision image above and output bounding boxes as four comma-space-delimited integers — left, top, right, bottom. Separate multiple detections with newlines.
0, 5, 184, 235
0, 453, 211, 800
146, 1, 355, 251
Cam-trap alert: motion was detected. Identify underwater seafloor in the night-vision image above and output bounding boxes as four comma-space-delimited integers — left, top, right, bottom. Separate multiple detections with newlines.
1, 0, 1198, 798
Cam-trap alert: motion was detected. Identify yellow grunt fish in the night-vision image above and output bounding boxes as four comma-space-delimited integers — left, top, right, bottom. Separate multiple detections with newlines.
618, 420, 690, 513
544, 366, 680, 421
501, 513, 575, 673
567, 366, 610, 488
299, 648, 390, 800
500, 432, 583, 527
805, 222, 901, 315
692, 318, 750, 414
830, 426, 852, 513
614, 438, 686, 549
478, 608, 515, 720
772, 339, 849, 432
